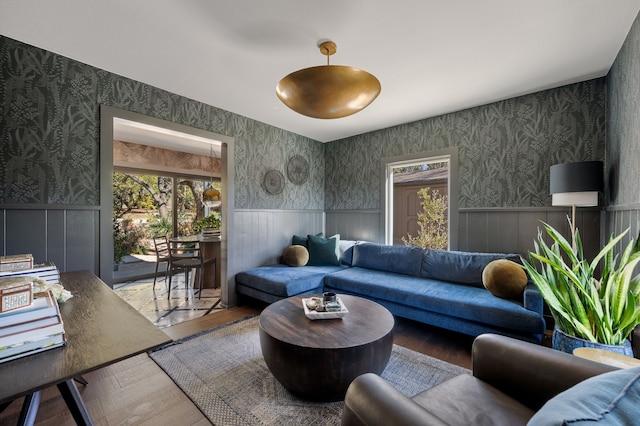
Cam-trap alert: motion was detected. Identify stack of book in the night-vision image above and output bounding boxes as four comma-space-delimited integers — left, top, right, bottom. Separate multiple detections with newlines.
0, 256, 67, 363
0, 289, 66, 363
0, 261, 61, 285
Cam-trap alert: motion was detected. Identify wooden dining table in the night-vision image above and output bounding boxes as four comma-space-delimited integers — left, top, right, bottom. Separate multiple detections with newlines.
168, 235, 220, 289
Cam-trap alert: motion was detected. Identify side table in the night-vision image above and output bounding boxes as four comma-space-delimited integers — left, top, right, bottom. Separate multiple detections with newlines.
573, 347, 640, 369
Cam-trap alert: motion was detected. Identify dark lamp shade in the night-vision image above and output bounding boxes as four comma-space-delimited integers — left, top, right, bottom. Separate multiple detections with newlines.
550, 161, 603, 207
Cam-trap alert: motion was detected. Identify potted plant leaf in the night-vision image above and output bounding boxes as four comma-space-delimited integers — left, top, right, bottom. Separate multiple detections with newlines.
194, 212, 221, 238
521, 220, 640, 356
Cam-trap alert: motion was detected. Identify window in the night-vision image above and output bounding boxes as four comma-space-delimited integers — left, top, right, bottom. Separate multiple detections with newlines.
382, 148, 458, 249
113, 169, 221, 266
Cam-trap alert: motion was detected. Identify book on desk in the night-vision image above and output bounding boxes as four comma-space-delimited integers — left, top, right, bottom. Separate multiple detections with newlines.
0, 261, 61, 285
0, 290, 66, 363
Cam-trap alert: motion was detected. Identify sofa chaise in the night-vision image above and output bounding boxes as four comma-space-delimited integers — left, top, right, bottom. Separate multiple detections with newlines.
235, 240, 546, 342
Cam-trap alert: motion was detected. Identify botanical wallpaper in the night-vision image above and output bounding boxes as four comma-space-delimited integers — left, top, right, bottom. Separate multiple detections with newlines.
326, 80, 606, 210
607, 11, 640, 207
0, 35, 323, 210
0, 34, 608, 213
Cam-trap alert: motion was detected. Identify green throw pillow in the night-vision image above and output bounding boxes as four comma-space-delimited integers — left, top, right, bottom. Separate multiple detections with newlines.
292, 233, 323, 248
307, 234, 340, 266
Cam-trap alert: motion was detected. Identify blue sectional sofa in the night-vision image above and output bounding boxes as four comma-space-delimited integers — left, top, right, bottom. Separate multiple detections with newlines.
235, 241, 546, 342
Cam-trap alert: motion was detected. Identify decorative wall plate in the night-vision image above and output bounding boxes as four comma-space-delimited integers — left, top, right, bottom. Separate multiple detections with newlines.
286, 155, 309, 185
263, 170, 285, 194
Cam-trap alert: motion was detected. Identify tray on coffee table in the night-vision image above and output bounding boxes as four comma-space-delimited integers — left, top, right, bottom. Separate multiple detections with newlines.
302, 297, 349, 320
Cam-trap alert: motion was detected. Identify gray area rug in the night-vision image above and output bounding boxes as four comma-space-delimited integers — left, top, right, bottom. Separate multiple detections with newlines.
150, 316, 470, 425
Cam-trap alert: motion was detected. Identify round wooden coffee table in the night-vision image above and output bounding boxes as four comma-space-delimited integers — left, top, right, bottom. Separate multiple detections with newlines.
259, 294, 394, 401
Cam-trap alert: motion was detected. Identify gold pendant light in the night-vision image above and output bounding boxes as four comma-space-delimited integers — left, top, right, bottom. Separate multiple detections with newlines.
203, 144, 221, 208
202, 186, 221, 208
276, 41, 381, 119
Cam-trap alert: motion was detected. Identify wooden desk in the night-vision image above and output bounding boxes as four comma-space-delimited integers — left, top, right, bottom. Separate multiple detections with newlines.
0, 271, 171, 425
169, 235, 220, 289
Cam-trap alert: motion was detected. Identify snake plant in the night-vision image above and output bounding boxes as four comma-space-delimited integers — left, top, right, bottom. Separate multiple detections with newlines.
521, 220, 640, 345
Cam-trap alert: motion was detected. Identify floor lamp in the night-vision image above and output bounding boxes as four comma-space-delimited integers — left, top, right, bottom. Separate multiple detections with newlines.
550, 161, 604, 246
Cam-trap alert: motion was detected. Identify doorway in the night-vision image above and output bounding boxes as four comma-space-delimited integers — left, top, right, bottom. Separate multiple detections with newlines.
100, 106, 234, 308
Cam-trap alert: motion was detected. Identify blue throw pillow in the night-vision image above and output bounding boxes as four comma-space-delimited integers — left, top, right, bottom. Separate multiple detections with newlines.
307, 234, 340, 266
421, 249, 521, 287
339, 240, 358, 266
528, 366, 640, 425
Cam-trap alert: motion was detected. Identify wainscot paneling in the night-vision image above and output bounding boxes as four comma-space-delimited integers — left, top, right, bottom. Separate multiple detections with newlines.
459, 208, 602, 259
1, 207, 99, 274
228, 209, 324, 305
325, 210, 383, 243
326, 207, 601, 259
605, 205, 640, 254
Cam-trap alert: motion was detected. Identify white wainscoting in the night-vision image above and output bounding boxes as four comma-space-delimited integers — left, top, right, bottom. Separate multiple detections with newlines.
227, 209, 325, 305
325, 210, 383, 243
326, 207, 602, 259
1, 206, 615, 308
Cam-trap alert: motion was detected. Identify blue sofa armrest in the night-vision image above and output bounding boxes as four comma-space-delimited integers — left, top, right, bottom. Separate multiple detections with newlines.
523, 283, 543, 315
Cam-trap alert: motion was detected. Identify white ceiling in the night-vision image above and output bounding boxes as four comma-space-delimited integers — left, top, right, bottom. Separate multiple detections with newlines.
2, 1, 639, 143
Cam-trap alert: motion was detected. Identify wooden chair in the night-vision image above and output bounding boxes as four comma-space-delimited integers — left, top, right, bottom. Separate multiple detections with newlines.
152, 236, 171, 289
167, 242, 216, 300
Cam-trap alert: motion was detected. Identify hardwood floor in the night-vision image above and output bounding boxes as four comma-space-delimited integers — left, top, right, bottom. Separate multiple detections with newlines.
0, 302, 473, 425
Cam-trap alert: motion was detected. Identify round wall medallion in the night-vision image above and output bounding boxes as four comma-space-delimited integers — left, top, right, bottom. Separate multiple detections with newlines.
263, 170, 285, 195
286, 155, 309, 185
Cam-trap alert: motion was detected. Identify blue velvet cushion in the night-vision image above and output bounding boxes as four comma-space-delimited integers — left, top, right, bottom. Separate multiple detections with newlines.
235, 264, 342, 297
528, 366, 640, 425
323, 267, 544, 334
339, 240, 357, 266
352, 243, 424, 277
422, 249, 521, 287
307, 234, 340, 266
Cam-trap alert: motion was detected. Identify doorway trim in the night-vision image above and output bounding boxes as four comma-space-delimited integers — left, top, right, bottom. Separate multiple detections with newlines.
100, 106, 234, 307
381, 147, 459, 249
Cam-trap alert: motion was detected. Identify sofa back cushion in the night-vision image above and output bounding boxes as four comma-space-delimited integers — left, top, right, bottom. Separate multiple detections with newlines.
421, 249, 521, 287
352, 243, 423, 277
339, 240, 357, 266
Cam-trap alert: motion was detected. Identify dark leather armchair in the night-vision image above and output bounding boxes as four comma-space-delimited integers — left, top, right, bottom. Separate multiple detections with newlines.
342, 334, 618, 426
